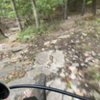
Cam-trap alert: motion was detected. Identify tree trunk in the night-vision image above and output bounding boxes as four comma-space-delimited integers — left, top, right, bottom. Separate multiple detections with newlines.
64, 0, 68, 20
10, 0, 22, 32
92, 0, 96, 15
62, 0, 64, 18
0, 29, 8, 38
82, 0, 86, 16
31, 0, 39, 29
74, 0, 77, 8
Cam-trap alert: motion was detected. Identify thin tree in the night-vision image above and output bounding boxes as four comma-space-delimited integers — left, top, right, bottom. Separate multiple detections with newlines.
10, 0, 22, 32
31, 0, 39, 29
82, 0, 86, 16
64, 0, 68, 19
92, 0, 96, 15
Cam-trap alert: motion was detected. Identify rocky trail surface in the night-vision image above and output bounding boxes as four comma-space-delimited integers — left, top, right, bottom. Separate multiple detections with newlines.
1, 14, 100, 100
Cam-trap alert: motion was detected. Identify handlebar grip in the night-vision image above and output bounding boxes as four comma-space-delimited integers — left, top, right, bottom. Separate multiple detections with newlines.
0, 80, 10, 99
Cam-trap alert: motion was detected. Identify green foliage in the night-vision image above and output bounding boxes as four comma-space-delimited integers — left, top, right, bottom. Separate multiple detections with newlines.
66, 82, 71, 88
94, 19, 100, 26
84, 30, 90, 34
17, 23, 56, 42
37, 21, 56, 34
87, 0, 92, 4
17, 26, 34, 42
0, 36, 5, 41
15, 0, 32, 17
48, 24, 56, 31
85, 66, 100, 81
98, 28, 100, 34
3, 78, 15, 84
0, 0, 13, 17
36, 0, 63, 14
8, 11, 15, 18
97, 18, 100, 23
93, 34, 98, 39
38, 20, 45, 34
0, 0, 63, 20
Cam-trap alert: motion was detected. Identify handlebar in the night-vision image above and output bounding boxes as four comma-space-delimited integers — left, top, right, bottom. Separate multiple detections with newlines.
0, 81, 91, 100
10, 84, 91, 100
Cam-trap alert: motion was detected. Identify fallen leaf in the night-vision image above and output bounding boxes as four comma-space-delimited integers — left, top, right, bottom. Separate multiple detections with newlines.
10, 59, 17, 63
80, 36, 83, 39
33, 65, 36, 68
1, 78, 5, 81
61, 77, 71, 82
19, 72, 25, 78
84, 52, 91, 57
22, 49, 27, 51
46, 60, 51, 65
36, 72, 40, 76
52, 7, 56, 11
75, 90, 83, 96
10, 71, 16, 75
44, 41, 50, 47
49, 56, 53, 61
69, 66, 77, 75
4, 52, 7, 55
9, 74, 13, 79
66, 77, 71, 82
26, 61, 31, 65
46, 43, 50, 47
16, 61, 19, 63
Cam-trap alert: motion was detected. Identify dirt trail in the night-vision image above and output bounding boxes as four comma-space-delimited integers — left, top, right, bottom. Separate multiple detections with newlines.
1, 13, 100, 100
